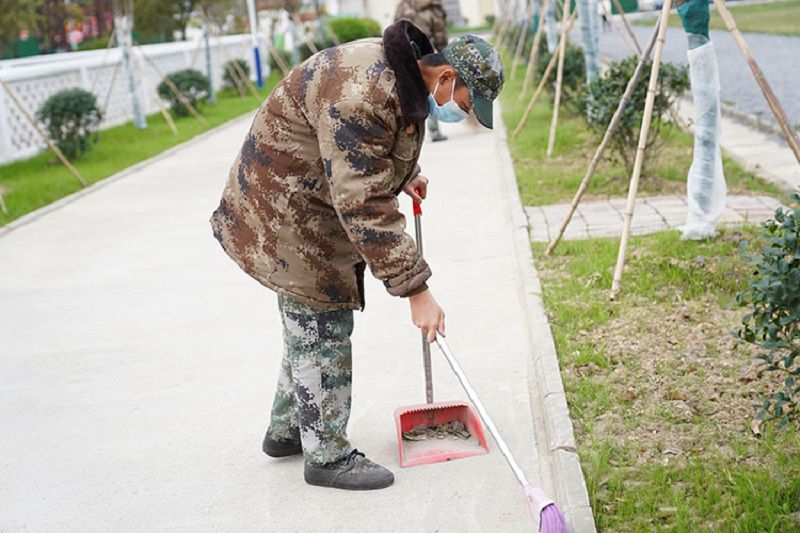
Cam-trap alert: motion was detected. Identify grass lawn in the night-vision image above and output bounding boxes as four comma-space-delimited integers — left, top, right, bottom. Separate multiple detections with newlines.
635, 0, 800, 37
501, 59, 799, 529
536, 230, 800, 530
500, 67, 785, 207
0, 78, 278, 227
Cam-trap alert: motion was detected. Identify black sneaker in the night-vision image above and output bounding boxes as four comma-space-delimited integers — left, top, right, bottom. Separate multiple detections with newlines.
262, 433, 302, 458
304, 449, 394, 490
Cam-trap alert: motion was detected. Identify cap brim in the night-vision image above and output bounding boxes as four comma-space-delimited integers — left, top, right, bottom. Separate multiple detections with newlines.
472, 94, 493, 129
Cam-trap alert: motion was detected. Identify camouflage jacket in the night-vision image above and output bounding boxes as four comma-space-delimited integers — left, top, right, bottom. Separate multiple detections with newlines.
394, 0, 449, 52
210, 21, 434, 311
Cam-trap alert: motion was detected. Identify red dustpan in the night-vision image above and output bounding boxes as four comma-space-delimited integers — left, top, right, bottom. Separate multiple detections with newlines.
394, 195, 488, 468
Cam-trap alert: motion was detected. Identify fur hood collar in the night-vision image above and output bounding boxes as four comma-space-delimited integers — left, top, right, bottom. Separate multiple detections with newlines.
383, 20, 434, 126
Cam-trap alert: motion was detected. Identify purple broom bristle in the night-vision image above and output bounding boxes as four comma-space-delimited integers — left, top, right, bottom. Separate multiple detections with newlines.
539, 504, 567, 533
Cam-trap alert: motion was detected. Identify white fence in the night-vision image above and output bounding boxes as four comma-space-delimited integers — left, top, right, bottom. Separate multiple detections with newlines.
0, 35, 258, 164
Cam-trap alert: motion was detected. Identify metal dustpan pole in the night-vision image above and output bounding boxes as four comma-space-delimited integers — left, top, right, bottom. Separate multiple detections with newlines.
434, 335, 567, 532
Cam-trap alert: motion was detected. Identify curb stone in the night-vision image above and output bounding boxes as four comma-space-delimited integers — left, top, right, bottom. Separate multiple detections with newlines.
0, 112, 255, 238
495, 106, 597, 532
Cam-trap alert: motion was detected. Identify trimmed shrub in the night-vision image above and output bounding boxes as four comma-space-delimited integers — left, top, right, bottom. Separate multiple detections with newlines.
737, 192, 800, 429
222, 58, 250, 91
329, 17, 381, 43
37, 88, 103, 160
157, 69, 210, 117
576, 56, 689, 172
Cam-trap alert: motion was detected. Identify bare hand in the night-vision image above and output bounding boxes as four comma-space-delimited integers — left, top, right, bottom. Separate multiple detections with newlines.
409, 289, 445, 343
403, 175, 428, 204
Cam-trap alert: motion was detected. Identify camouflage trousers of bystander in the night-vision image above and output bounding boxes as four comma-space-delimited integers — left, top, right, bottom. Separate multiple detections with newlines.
266, 294, 354, 465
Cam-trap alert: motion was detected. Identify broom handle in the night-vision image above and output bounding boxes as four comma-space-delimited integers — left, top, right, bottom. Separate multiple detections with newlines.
434, 335, 528, 487
413, 196, 434, 406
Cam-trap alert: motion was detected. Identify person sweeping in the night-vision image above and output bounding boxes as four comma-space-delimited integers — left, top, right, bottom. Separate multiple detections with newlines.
209, 21, 504, 490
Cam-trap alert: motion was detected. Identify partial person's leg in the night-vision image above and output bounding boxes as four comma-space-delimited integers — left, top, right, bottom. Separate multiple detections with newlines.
427, 115, 447, 142
279, 295, 354, 465
276, 294, 393, 490
263, 297, 303, 456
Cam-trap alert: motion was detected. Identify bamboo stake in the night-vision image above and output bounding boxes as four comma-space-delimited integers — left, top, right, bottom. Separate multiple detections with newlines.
266, 38, 291, 77
518, 0, 548, 101
320, 17, 341, 46
511, 0, 534, 79
293, 14, 319, 55
600, 0, 638, 56
101, 60, 122, 115
512, 10, 577, 139
611, 0, 641, 54
200, 8, 262, 102
712, 0, 800, 164
610, 0, 673, 299
545, 20, 660, 255
0, 79, 88, 187
231, 54, 263, 101
134, 43, 208, 127
130, 47, 179, 135
545, 0, 572, 158
0, 187, 7, 215
90, 32, 117, 93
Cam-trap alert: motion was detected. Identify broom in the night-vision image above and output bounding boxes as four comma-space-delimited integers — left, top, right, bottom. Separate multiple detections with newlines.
435, 336, 567, 532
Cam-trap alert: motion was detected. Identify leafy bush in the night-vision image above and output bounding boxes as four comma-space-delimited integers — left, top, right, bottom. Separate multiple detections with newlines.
157, 69, 210, 117
536, 43, 586, 97
329, 17, 381, 43
576, 56, 689, 172
737, 192, 800, 429
37, 88, 103, 160
222, 58, 250, 91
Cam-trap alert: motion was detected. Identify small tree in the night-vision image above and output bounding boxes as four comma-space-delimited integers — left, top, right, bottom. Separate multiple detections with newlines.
737, 193, 800, 429
37, 88, 103, 160
222, 58, 250, 91
157, 69, 210, 117
577, 56, 689, 172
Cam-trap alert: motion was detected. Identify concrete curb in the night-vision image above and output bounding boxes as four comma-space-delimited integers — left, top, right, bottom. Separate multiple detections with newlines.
494, 107, 596, 532
0, 112, 254, 239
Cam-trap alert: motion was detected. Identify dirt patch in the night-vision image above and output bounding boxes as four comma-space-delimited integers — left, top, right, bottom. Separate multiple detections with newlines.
567, 293, 780, 466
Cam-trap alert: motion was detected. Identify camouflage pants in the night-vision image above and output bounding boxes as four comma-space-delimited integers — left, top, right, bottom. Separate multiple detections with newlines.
266, 294, 354, 465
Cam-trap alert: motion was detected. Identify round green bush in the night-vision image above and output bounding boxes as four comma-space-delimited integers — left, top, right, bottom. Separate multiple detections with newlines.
37, 88, 103, 160
222, 58, 251, 91
157, 69, 210, 117
329, 17, 382, 44
576, 56, 689, 171
536, 43, 586, 95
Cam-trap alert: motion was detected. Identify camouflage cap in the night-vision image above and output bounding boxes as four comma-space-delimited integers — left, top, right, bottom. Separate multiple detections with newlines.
442, 34, 505, 129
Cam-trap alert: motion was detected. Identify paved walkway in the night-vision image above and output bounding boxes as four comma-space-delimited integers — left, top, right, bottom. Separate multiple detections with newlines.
0, 114, 591, 530
526, 194, 785, 242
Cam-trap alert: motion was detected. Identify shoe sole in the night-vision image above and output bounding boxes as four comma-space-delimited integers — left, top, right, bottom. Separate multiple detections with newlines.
304, 471, 394, 491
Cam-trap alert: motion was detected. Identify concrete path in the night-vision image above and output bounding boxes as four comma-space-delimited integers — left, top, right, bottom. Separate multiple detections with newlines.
0, 114, 590, 531
526, 194, 785, 242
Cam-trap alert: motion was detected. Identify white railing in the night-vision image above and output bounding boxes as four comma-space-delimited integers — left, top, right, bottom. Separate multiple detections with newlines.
0, 34, 257, 164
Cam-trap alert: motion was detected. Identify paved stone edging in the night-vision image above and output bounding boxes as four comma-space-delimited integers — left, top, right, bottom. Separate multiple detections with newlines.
526, 194, 785, 242
0, 112, 254, 238
495, 107, 596, 532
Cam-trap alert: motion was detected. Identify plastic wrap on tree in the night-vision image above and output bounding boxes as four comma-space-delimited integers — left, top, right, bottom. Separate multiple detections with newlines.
682, 41, 727, 240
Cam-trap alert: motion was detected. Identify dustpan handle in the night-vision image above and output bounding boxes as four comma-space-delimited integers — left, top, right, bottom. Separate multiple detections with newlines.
413, 193, 434, 405
434, 335, 529, 488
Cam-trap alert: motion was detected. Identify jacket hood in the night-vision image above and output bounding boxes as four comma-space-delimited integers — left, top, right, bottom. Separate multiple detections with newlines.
383, 20, 434, 126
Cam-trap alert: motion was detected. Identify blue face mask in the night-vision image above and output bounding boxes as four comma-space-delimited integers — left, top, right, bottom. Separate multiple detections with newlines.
427, 80, 468, 123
